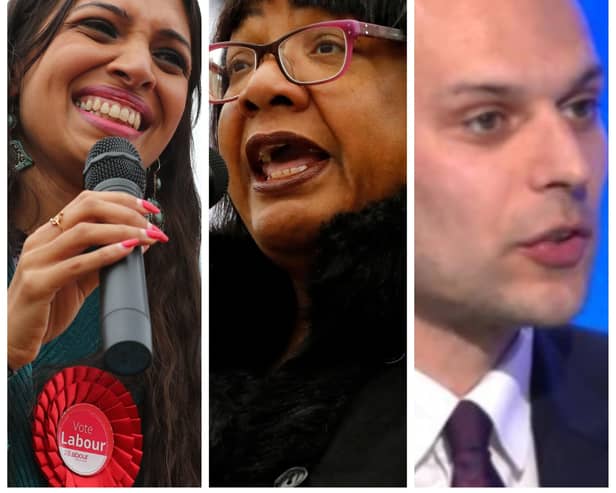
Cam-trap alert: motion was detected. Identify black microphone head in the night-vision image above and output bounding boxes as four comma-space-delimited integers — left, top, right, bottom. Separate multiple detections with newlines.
209, 147, 229, 207
84, 136, 146, 194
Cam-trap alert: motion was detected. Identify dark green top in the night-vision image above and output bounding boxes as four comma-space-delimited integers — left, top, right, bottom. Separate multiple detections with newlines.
8, 258, 101, 486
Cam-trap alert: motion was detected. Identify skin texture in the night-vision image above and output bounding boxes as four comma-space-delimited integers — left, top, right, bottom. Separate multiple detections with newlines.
8, 0, 191, 370
19, 0, 191, 188
218, 0, 407, 281
414, 0, 606, 395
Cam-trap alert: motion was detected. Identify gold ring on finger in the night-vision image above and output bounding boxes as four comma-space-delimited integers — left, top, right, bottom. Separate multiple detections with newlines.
49, 210, 65, 232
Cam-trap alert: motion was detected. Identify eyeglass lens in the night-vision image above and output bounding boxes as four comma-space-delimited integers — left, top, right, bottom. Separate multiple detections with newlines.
210, 26, 348, 101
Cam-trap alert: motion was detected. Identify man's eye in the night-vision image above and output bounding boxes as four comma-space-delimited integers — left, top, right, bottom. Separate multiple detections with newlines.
155, 48, 189, 75
78, 18, 118, 38
463, 111, 506, 134
563, 98, 599, 123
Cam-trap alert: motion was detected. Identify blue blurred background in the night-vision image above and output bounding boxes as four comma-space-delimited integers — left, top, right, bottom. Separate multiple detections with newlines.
572, 0, 608, 332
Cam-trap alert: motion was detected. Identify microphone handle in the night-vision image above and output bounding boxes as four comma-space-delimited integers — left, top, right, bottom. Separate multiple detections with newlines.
95, 177, 153, 375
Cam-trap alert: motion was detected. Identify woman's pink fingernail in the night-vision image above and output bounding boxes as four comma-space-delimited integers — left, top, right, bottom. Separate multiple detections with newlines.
141, 199, 161, 214
121, 238, 140, 249
146, 228, 169, 243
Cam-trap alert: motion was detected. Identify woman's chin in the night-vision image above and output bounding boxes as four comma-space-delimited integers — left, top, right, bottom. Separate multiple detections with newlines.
248, 217, 321, 269
239, 196, 352, 270
254, 222, 319, 252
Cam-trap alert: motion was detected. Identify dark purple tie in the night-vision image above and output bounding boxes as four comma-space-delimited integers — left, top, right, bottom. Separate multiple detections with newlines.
444, 400, 505, 487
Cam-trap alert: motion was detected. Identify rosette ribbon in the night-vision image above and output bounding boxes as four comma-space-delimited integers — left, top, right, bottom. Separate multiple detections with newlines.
33, 366, 143, 487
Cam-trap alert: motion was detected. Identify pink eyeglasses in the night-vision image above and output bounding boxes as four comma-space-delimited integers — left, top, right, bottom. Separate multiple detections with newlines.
209, 19, 406, 104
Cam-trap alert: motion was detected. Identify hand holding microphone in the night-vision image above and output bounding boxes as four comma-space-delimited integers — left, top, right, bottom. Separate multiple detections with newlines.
8, 137, 164, 374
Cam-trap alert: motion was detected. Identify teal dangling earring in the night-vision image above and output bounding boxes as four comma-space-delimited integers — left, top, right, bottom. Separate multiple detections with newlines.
146, 159, 164, 229
9, 112, 34, 171
10, 140, 34, 171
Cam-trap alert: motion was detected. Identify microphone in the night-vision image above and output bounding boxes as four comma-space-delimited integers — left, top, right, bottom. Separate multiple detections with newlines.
84, 136, 153, 376
209, 147, 228, 207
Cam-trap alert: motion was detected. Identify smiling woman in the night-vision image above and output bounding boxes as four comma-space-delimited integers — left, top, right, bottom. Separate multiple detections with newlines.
209, 0, 407, 487
8, 0, 201, 486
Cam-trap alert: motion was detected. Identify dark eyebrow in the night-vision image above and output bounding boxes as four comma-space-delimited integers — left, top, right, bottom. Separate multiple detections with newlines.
72, 2, 129, 19
446, 63, 604, 101
556, 64, 603, 105
71, 2, 191, 50
448, 82, 522, 98
159, 28, 191, 51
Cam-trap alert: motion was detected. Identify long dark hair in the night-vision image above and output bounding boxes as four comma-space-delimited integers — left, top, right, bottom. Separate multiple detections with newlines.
209, 0, 406, 234
8, 0, 202, 486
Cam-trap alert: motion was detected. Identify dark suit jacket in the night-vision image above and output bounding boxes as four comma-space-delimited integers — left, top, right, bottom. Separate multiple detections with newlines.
532, 327, 608, 487
307, 328, 607, 488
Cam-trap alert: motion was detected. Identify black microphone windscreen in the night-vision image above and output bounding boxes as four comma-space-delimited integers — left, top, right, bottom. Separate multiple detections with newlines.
210, 147, 229, 207
84, 136, 146, 194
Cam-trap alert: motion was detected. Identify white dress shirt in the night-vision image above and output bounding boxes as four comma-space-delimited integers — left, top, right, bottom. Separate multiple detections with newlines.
414, 327, 539, 487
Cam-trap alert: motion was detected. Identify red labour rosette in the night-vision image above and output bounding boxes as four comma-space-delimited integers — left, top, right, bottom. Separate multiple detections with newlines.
32, 366, 143, 487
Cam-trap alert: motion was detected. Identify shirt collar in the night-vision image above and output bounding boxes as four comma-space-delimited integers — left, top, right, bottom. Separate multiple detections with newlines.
414, 364, 458, 466
413, 327, 534, 472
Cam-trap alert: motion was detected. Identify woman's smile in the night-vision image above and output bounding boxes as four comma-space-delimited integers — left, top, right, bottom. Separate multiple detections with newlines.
75, 96, 142, 131
17, 0, 191, 177
72, 84, 154, 139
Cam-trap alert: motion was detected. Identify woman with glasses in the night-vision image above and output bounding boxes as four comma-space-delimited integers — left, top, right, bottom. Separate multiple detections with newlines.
210, 0, 406, 486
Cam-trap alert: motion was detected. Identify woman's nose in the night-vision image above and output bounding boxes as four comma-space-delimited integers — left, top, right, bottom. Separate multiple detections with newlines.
106, 41, 157, 91
236, 56, 309, 116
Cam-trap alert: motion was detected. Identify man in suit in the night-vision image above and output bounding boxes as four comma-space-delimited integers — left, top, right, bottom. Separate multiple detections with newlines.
414, 0, 607, 487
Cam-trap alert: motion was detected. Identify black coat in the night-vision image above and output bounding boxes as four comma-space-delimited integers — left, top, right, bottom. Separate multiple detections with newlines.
209, 190, 406, 487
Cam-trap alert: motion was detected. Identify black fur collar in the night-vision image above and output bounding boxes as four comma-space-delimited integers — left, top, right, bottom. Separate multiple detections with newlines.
210, 188, 406, 371
307, 188, 406, 363
210, 189, 406, 486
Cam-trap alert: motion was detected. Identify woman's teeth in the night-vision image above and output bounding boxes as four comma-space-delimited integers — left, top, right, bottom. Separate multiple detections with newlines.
266, 165, 308, 180
75, 97, 142, 130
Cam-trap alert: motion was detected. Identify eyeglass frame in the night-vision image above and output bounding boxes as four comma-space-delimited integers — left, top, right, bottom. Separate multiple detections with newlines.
209, 18, 406, 104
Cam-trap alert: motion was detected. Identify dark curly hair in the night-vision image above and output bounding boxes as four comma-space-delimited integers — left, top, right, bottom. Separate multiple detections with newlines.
8, 0, 202, 485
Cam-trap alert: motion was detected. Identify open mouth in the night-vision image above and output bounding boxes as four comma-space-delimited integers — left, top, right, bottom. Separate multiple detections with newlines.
74, 96, 146, 132
246, 132, 330, 183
